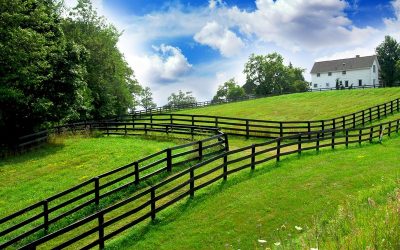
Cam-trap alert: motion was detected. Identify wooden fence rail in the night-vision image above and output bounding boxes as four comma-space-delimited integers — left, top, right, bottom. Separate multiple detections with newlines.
118, 98, 400, 139
0, 124, 227, 249
12, 118, 400, 249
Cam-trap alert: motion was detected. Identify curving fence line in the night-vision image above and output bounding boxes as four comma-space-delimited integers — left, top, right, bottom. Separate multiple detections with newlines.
118, 98, 400, 138
12, 118, 400, 249
0, 123, 227, 249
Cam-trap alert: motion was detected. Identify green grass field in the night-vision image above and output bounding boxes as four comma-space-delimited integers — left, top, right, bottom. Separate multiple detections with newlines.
0, 134, 180, 216
107, 134, 400, 250
2, 89, 400, 249
178, 88, 400, 120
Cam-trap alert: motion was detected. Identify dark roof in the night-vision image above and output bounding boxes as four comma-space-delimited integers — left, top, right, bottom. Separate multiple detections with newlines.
310, 55, 377, 74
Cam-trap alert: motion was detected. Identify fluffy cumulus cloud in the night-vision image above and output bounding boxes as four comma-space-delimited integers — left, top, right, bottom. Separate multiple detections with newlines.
225, 0, 378, 52
194, 21, 244, 57
135, 44, 192, 84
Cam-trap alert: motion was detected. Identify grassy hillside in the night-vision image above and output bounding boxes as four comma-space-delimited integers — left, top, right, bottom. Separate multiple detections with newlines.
107, 134, 400, 249
0, 135, 180, 216
178, 88, 400, 120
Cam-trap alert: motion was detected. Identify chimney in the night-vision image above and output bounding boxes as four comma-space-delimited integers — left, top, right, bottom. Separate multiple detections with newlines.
356, 55, 360, 58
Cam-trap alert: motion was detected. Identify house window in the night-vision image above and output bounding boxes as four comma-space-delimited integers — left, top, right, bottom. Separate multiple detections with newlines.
345, 80, 349, 87
373, 65, 376, 73
317, 73, 320, 77
342, 71, 346, 75
326, 83, 329, 87
358, 79, 362, 86
328, 72, 332, 76
314, 84, 318, 88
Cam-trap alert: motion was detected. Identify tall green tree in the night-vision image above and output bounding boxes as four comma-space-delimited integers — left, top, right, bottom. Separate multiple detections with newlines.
243, 53, 305, 95
0, 0, 89, 144
167, 90, 197, 107
376, 36, 400, 87
212, 78, 246, 102
62, 0, 141, 118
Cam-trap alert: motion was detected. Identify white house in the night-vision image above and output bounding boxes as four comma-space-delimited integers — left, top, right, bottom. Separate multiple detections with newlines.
310, 55, 380, 89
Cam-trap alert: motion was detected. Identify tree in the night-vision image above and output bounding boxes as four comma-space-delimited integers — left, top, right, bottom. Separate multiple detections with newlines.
167, 90, 197, 107
212, 78, 246, 102
62, 0, 142, 119
0, 0, 89, 145
375, 36, 400, 87
243, 53, 306, 95
140, 87, 156, 110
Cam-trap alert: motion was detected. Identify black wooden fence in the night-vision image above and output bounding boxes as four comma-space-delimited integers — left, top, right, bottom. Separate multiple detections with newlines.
0, 124, 227, 249
121, 98, 400, 139
10, 118, 400, 249
131, 84, 386, 117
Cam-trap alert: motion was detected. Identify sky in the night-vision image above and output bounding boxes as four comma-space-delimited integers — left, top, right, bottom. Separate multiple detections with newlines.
64, 0, 400, 105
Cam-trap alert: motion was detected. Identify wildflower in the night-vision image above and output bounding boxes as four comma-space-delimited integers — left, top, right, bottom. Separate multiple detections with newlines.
274, 242, 281, 246
258, 239, 267, 244
295, 226, 303, 231
281, 224, 286, 230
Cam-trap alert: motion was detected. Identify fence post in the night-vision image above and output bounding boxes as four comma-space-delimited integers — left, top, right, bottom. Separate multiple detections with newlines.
170, 114, 173, 124
251, 144, 255, 170
246, 120, 250, 139
190, 169, 194, 197
298, 133, 302, 154
150, 115, 153, 128
43, 200, 49, 233
378, 105, 381, 120
321, 120, 325, 137
384, 103, 387, 117
388, 122, 392, 137
151, 187, 156, 220
397, 99, 399, 112
191, 116, 195, 126
352, 113, 356, 128
166, 148, 172, 172
369, 127, 374, 143
345, 129, 349, 148
215, 117, 218, 128
307, 122, 311, 139
198, 141, 203, 161
98, 212, 105, 250
369, 107, 372, 122
342, 116, 345, 129
391, 100, 393, 114
224, 133, 229, 151
358, 129, 362, 145
332, 118, 336, 130
134, 162, 139, 185
276, 138, 281, 162
95, 177, 100, 206
223, 154, 228, 181
316, 132, 320, 151
362, 110, 365, 126
331, 131, 335, 149
279, 122, 283, 137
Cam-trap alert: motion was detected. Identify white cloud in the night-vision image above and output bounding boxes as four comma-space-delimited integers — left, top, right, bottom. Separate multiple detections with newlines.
194, 21, 245, 57
133, 44, 192, 85
225, 0, 379, 52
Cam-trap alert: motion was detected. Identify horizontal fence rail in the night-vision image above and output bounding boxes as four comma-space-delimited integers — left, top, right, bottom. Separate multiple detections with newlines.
118, 98, 400, 139
0, 124, 227, 249
10, 118, 400, 249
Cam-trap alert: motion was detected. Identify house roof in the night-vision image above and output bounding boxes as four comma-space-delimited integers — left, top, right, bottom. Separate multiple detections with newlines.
310, 55, 377, 74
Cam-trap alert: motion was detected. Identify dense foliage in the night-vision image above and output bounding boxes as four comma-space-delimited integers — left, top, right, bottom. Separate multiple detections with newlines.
242, 53, 308, 96
376, 35, 400, 87
0, 0, 143, 146
212, 78, 246, 103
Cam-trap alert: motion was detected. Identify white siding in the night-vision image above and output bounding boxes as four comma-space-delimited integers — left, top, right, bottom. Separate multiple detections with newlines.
311, 60, 379, 90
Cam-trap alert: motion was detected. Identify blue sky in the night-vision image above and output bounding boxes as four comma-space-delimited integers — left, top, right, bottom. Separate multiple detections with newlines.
65, 0, 400, 105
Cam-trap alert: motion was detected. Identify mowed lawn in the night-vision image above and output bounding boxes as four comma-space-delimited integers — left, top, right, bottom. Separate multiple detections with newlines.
107, 134, 400, 250
0, 135, 179, 216
177, 88, 400, 120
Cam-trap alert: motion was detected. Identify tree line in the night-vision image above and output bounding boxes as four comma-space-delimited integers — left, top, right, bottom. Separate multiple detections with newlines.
376, 35, 400, 87
0, 0, 149, 145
